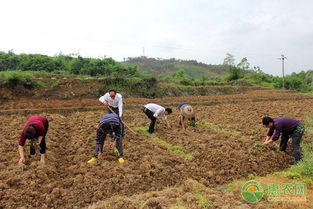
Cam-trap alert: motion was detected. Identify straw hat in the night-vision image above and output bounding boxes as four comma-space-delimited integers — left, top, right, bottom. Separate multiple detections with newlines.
181, 104, 195, 119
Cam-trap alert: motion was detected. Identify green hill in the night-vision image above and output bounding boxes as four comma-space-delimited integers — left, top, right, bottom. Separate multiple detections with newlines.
121, 56, 228, 78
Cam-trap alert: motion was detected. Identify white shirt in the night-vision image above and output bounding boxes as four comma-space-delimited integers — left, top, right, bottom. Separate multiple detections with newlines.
144, 103, 167, 120
99, 93, 123, 117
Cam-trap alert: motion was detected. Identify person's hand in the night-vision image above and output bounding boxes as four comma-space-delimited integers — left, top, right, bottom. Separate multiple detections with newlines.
263, 140, 271, 145
167, 124, 171, 128
111, 141, 116, 149
18, 157, 25, 164
103, 101, 109, 106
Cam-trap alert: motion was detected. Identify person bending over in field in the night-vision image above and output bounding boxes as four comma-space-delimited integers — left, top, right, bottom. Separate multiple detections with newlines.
178, 102, 196, 130
18, 115, 49, 164
142, 103, 172, 134
262, 116, 305, 163
88, 113, 124, 164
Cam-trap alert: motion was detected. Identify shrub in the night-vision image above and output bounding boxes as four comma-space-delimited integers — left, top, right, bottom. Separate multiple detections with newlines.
0, 71, 36, 89
226, 66, 244, 81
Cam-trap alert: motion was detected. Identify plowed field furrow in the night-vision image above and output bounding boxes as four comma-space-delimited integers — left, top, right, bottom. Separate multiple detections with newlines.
1, 91, 313, 208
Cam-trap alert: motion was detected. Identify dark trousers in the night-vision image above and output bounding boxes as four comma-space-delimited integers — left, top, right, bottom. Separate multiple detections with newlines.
143, 108, 156, 133
108, 106, 124, 135
30, 120, 48, 155
93, 133, 123, 157
279, 124, 304, 163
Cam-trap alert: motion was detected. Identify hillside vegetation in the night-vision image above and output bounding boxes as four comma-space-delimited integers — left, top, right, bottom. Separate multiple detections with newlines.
121, 56, 228, 78
0, 51, 313, 98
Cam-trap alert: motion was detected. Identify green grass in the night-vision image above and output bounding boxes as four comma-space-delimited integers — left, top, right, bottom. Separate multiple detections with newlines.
277, 171, 301, 179
169, 180, 211, 209
0, 70, 34, 79
74, 76, 95, 80
189, 180, 211, 209
0, 70, 65, 89
37, 80, 61, 88
248, 173, 256, 180
134, 126, 194, 160
0, 70, 66, 78
253, 142, 263, 150
200, 121, 241, 136
195, 195, 211, 209
0, 71, 37, 88
278, 116, 313, 178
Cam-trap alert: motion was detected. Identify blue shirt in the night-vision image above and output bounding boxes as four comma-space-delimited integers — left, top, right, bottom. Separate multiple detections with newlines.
95, 114, 122, 152
178, 102, 189, 109
99, 113, 120, 126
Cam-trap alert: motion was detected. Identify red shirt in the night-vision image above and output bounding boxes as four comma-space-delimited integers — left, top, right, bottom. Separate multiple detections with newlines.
19, 116, 48, 146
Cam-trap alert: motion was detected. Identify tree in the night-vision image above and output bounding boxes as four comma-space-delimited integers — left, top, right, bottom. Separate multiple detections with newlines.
226, 66, 244, 81
171, 69, 186, 79
305, 70, 313, 86
223, 53, 235, 66
237, 57, 250, 71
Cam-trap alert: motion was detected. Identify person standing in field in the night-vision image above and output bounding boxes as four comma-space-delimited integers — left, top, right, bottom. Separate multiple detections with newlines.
18, 115, 49, 164
99, 89, 123, 117
88, 113, 124, 164
99, 89, 124, 135
178, 102, 196, 130
142, 103, 172, 134
262, 116, 305, 163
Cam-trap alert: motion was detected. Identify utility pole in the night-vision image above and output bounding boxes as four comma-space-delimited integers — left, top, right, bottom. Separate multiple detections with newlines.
278, 54, 287, 89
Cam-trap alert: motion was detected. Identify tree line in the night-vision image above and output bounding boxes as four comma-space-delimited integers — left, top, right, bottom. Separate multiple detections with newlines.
0, 51, 312, 92
0, 51, 139, 77
223, 53, 313, 92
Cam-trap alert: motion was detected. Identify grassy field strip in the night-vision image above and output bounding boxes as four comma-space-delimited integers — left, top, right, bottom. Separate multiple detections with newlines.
199, 120, 266, 150
199, 121, 242, 136
134, 126, 194, 160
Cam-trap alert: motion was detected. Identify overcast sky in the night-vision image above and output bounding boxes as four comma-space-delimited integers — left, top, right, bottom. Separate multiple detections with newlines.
1, 0, 312, 75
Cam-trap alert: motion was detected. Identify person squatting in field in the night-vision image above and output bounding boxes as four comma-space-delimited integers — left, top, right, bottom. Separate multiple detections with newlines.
88, 113, 124, 164
178, 102, 196, 130
262, 116, 305, 163
18, 115, 49, 164
99, 89, 124, 135
143, 103, 172, 134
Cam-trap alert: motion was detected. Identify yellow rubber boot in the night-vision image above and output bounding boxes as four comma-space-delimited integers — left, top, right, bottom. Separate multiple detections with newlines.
87, 157, 98, 164
118, 157, 125, 164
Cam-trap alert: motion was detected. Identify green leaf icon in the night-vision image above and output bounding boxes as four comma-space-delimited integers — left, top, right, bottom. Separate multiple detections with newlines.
241, 181, 264, 203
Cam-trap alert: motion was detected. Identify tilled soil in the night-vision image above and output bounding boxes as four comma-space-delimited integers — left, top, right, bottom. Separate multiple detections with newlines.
0, 89, 311, 110
0, 92, 312, 208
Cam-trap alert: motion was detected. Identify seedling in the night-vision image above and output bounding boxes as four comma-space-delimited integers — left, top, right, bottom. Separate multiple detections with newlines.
253, 142, 263, 149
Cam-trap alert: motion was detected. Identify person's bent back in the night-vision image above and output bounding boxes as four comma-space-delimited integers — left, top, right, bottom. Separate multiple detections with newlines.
178, 102, 195, 130
18, 115, 49, 164
142, 103, 172, 134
